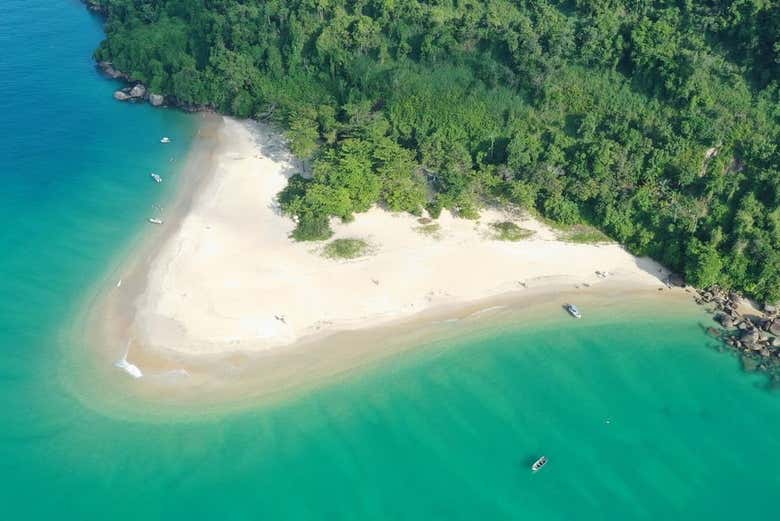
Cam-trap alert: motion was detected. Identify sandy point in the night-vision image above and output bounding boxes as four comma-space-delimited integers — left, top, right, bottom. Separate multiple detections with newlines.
88, 116, 687, 399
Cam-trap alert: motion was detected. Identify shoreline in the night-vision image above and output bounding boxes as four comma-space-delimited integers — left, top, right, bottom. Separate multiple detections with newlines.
71, 116, 705, 413
80, 281, 703, 418
77, 112, 225, 373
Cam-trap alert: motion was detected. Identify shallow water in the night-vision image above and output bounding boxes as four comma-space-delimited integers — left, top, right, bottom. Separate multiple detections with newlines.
1, 2, 779, 519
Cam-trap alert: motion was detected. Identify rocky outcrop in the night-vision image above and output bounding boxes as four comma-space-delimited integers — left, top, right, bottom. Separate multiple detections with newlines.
84, 1, 106, 14
129, 84, 146, 98
94, 52, 214, 112
148, 93, 165, 107
98, 61, 123, 79
112, 82, 150, 104
771, 319, 780, 337
699, 285, 780, 381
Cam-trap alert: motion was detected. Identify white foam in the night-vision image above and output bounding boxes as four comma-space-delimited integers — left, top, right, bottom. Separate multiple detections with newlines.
468, 305, 506, 317
115, 357, 143, 378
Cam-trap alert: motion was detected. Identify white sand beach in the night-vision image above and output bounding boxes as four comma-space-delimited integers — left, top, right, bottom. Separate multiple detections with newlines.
125, 117, 671, 357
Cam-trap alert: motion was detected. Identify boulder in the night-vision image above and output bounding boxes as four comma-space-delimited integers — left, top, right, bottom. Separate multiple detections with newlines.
764, 304, 777, 314
717, 314, 735, 328
770, 319, 780, 337
99, 61, 122, 79
113, 90, 131, 101
129, 84, 146, 98
148, 93, 165, 107
85, 1, 106, 13
741, 330, 759, 346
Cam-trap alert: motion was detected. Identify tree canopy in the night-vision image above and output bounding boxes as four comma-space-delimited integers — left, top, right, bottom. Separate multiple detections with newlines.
92, 0, 780, 303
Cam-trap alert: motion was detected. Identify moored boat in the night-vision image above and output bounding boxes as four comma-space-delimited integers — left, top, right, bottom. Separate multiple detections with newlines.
150, 172, 162, 183
160, 136, 171, 144
531, 456, 548, 472
565, 303, 581, 319
148, 218, 163, 225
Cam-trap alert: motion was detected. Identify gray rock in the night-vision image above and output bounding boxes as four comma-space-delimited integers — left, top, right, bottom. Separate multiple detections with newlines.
129, 84, 146, 98
113, 90, 131, 101
770, 319, 780, 336
99, 61, 122, 79
148, 93, 165, 107
764, 304, 777, 314
741, 329, 758, 342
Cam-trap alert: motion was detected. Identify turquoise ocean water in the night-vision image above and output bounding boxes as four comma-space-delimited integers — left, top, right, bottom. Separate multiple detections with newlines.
1, 2, 779, 519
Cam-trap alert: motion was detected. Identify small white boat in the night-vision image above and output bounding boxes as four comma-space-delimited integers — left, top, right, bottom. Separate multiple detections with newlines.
565, 303, 582, 319
148, 218, 164, 225
150, 172, 162, 183
531, 456, 548, 472
160, 136, 171, 144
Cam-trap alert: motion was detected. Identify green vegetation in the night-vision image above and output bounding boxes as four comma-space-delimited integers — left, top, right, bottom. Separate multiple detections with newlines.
490, 221, 535, 242
322, 238, 371, 260
558, 224, 612, 245
91, 0, 780, 303
414, 219, 442, 240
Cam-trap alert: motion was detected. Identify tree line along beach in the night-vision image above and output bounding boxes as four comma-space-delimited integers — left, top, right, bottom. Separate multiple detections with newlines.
83, 0, 780, 389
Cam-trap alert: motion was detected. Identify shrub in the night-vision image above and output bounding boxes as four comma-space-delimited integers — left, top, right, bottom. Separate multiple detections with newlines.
490, 221, 535, 241
322, 238, 371, 259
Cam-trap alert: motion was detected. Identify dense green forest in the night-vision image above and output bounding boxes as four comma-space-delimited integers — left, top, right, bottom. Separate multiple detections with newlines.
91, 0, 780, 302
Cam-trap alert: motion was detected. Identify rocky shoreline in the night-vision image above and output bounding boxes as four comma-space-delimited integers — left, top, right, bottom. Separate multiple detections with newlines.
98, 61, 166, 107
696, 286, 780, 382
84, 2, 168, 108
97, 60, 213, 113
